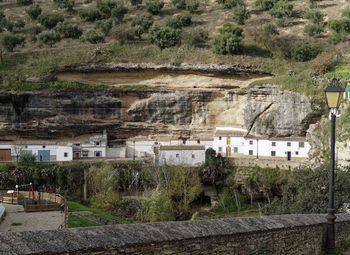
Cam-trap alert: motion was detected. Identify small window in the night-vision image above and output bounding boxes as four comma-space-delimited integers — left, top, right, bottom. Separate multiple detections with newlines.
94, 151, 102, 157
219, 136, 222, 140
64, 152, 68, 158
95, 142, 100, 146
249, 140, 253, 145
249, 150, 253, 155
296, 151, 299, 155
82, 151, 88, 157
42, 145, 46, 148
197, 140, 200, 144
234, 147, 238, 153
218, 147, 222, 152
75, 143, 80, 147
287, 142, 291, 147
192, 154, 195, 158
183, 140, 186, 144
271, 142, 276, 146
299, 142, 305, 148
271, 151, 276, 156
176, 154, 179, 158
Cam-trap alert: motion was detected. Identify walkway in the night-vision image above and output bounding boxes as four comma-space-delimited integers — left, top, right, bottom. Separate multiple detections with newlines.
0, 203, 64, 232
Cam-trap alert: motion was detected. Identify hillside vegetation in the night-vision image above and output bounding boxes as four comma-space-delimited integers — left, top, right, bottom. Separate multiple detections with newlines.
1, 0, 350, 93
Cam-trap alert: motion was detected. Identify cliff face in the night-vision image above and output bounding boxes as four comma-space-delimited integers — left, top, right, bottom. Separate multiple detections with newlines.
0, 85, 324, 142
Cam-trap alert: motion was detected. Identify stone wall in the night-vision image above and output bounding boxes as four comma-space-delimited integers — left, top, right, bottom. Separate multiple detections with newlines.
227, 157, 303, 169
1, 214, 350, 254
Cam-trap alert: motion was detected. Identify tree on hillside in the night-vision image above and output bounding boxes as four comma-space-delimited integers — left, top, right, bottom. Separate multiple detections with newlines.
232, 4, 249, 25
38, 14, 64, 29
212, 22, 244, 55
1, 33, 25, 52
148, 24, 181, 49
38, 30, 61, 47
131, 16, 153, 39
145, 0, 164, 15
26, 4, 42, 20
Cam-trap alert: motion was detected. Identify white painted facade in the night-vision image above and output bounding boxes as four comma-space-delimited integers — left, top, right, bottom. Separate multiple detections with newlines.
73, 133, 107, 159
213, 127, 311, 160
157, 145, 205, 166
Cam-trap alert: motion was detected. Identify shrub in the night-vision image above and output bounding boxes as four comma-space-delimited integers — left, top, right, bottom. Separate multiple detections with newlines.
114, 24, 135, 43
183, 27, 208, 46
29, 25, 42, 41
130, 0, 142, 6
97, 0, 117, 17
55, 22, 82, 38
288, 41, 322, 62
146, 0, 164, 15
149, 24, 181, 49
53, 0, 75, 10
4, 20, 14, 32
212, 23, 243, 55
19, 154, 36, 164
217, 0, 243, 9
255, 0, 277, 11
111, 5, 128, 22
264, 22, 279, 35
328, 19, 350, 34
342, 6, 350, 19
172, 0, 186, 9
38, 14, 64, 29
232, 4, 249, 25
268, 0, 293, 18
26, 4, 42, 20
166, 13, 192, 29
304, 9, 323, 24
304, 23, 323, 36
17, 0, 32, 6
14, 19, 25, 29
186, 0, 199, 13
79, 9, 102, 22
95, 19, 113, 35
131, 16, 153, 39
329, 32, 348, 45
311, 52, 333, 74
1, 33, 25, 52
80, 30, 105, 43
38, 30, 61, 47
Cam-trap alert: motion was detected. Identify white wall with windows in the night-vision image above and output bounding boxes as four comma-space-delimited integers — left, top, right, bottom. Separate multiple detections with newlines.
158, 146, 205, 166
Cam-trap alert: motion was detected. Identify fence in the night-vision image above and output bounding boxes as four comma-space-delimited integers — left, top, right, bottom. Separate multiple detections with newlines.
0, 190, 18, 204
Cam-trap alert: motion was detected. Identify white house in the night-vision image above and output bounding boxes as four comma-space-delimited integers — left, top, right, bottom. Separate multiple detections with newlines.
72, 132, 107, 159
156, 145, 206, 166
213, 127, 310, 161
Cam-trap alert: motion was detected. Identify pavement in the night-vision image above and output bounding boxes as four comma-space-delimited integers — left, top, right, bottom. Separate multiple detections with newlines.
0, 203, 64, 232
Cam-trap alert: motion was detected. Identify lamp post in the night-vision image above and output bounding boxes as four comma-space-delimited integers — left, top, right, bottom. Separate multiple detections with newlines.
324, 78, 344, 255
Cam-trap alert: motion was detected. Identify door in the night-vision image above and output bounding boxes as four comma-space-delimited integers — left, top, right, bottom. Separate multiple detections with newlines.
227, 136, 231, 145
37, 150, 50, 162
287, 151, 291, 161
74, 152, 80, 160
226, 147, 231, 157
0, 149, 11, 162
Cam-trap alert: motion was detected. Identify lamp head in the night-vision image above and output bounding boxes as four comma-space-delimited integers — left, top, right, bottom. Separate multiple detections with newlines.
325, 78, 344, 109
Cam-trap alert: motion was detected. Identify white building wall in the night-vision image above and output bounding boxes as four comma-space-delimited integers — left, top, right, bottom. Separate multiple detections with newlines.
159, 149, 205, 166
56, 146, 73, 161
107, 147, 126, 158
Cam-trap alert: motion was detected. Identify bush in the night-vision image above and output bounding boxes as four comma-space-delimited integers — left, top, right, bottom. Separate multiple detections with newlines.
165, 13, 192, 29
186, 0, 199, 13
342, 6, 350, 19
287, 41, 322, 62
95, 19, 113, 35
14, 19, 25, 29
328, 19, 350, 34
114, 24, 135, 43
304, 9, 323, 24
1, 33, 25, 52
329, 32, 348, 45
17, 0, 32, 6
80, 30, 105, 43
19, 154, 36, 165
182, 27, 208, 46
268, 0, 293, 18
149, 24, 181, 49
26, 4, 42, 20
38, 14, 64, 29
53, 0, 75, 10
232, 4, 249, 25
217, 0, 243, 9
311, 52, 333, 74
29, 25, 42, 41
38, 30, 61, 47
304, 23, 323, 36
130, 0, 142, 6
172, 0, 186, 9
55, 22, 82, 39
131, 16, 153, 39
212, 23, 244, 55
146, 0, 164, 15
111, 5, 128, 22
255, 0, 277, 11
4, 20, 14, 32
79, 9, 102, 22
97, 0, 117, 17
264, 22, 279, 35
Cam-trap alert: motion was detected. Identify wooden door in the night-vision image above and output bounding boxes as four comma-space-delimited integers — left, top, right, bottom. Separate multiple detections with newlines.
227, 136, 231, 145
0, 149, 11, 162
226, 147, 231, 157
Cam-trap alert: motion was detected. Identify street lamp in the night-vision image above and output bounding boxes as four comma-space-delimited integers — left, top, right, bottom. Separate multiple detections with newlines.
324, 78, 344, 255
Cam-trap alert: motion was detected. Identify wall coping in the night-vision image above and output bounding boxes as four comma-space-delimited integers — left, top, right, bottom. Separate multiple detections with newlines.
1, 214, 350, 254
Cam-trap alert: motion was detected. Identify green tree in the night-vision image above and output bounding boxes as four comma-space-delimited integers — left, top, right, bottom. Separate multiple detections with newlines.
146, 0, 164, 15
38, 14, 64, 29
166, 13, 192, 29
212, 22, 244, 55
111, 5, 128, 22
130, 0, 142, 6
54, 22, 82, 39
1, 33, 25, 52
342, 6, 350, 19
79, 9, 102, 22
304, 23, 323, 36
186, 0, 199, 13
172, 0, 186, 9
17, 0, 32, 6
304, 9, 323, 24
255, 0, 277, 11
131, 16, 153, 39
19, 154, 36, 165
14, 19, 25, 29
97, 0, 117, 17
268, 0, 293, 18
288, 41, 322, 61
95, 19, 113, 36
328, 19, 350, 34
232, 4, 249, 25
80, 30, 105, 44
149, 24, 181, 49
217, 0, 243, 9
26, 4, 42, 20
53, 0, 75, 11
38, 30, 61, 47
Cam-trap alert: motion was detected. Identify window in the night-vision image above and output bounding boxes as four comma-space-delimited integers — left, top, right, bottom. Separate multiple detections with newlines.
299, 142, 305, 148
249, 140, 253, 145
271, 142, 276, 146
249, 150, 253, 155
296, 151, 299, 155
219, 136, 222, 140
218, 147, 222, 152
287, 142, 291, 147
197, 140, 200, 144
183, 140, 186, 144
64, 152, 68, 157
176, 154, 179, 158
192, 154, 195, 158
82, 151, 88, 157
75, 143, 80, 147
94, 151, 102, 157
234, 147, 238, 153
271, 151, 276, 156
95, 142, 100, 146
42, 145, 46, 148
25, 145, 28, 149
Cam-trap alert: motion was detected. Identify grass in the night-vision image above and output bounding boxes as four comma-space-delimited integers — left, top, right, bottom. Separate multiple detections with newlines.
325, 63, 350, 80
68, 201, 133, 224
11, 222, 22, 226
67, 214, 101, 228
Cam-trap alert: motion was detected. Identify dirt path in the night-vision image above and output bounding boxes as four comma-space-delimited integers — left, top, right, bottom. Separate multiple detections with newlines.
0, 203, 64, 232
